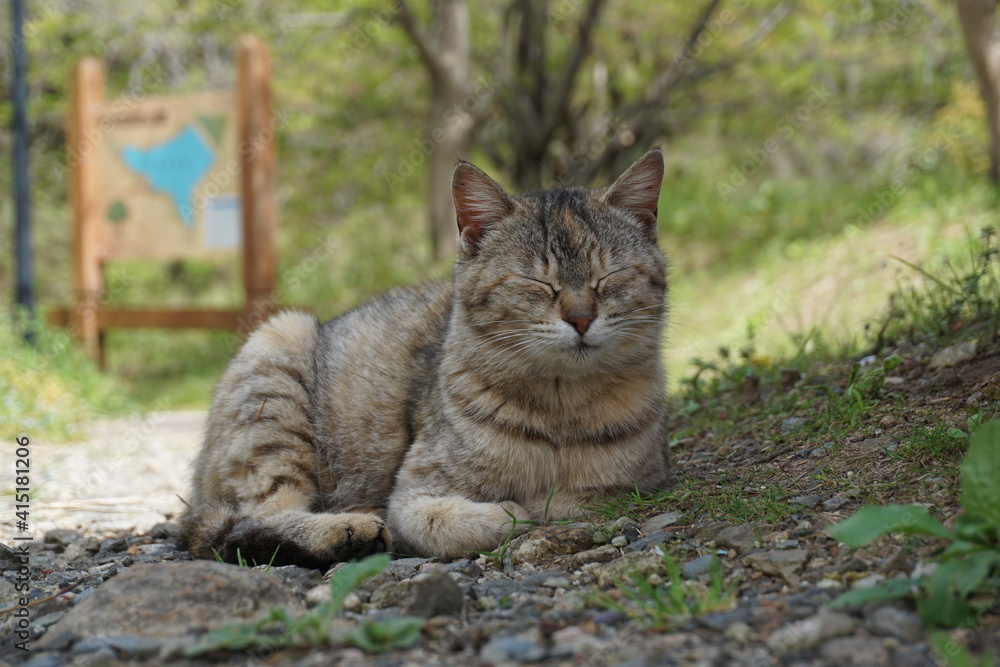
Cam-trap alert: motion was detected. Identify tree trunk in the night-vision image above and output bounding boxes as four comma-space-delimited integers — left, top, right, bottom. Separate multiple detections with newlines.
426, 0, 471, 259
395, 0, 473, 259
957, 0, 1000, 182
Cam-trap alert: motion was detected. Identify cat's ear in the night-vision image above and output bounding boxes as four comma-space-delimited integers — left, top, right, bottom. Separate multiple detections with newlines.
452, 161, 515, 252
602, 148, 664, 239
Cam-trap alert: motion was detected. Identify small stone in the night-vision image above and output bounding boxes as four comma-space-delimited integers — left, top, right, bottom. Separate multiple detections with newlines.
371, 569, 464, 618
0, 579, 20, 607
521, 571, 572, 588
641, 511, 684, 534
480, 632, 547, 663
369, 580, 411, 608
592, 552, 666, 588
611, 535, 629, 547
851, 573, 886, 590
62, 537, 100, 561
781, 417, 808, 434
774, 539, 800, 550
441, 559, 482, 580
790, 494, 822, 508
715, 523, 764, 552
700, 607, 751, 631
591, 610, 624, 625
148, 522, 179, 540
694, 521, 729, 541
22, 654, 70, 667
865, 605, 923, 642
723, 621, 754, 642
98, 537, 128, 554
823, 495, 849, 511
681, 554, 719, 580
102, 635, 165, 658
928, 340, 977, 369
304, 583, 331, 607
820, 636, 889, 664
766, 610, 857, 653
743, 549, 809, 586
385, 557, 433, 580
509, 524, 594, 561
43, 529, 83, 547
551, 544, 621, 570
859, 435, 900, 452
549, 625, 612, 658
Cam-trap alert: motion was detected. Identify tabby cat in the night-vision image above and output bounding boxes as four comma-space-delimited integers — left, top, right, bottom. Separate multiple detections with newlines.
181, 149, 674, 568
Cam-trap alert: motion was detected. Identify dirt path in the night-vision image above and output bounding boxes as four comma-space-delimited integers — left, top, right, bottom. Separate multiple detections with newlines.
13, 411, 205, 539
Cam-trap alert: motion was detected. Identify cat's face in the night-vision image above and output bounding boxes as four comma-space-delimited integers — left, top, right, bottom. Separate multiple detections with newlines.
451, 150, 667, 377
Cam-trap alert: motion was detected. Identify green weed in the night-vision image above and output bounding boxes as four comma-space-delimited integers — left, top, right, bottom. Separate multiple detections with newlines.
931, 631, 997, 667
591, 551, 738, 629
0, 313, 135, 441
891, 416, 981, 466
478, 508, 535, 568
211, 546, 281, 572
186, 553, 424, 656
873, 227, 1000, 349
828, 419, 1000, 628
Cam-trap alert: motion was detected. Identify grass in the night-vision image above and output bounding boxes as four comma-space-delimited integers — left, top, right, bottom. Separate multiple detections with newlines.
187, 553, 424, 656
0, 312, 135, 441
590, 550, 738, 629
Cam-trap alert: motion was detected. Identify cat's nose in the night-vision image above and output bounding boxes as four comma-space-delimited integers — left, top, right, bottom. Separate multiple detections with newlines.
566, 314, 594, 335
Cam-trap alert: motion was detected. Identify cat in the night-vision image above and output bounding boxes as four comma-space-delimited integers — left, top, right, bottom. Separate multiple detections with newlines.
180, 148, 674, 568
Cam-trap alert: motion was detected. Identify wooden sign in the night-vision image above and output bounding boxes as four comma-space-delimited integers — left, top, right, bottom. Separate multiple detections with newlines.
52, 35, 276, 365
97, 90, 242, 260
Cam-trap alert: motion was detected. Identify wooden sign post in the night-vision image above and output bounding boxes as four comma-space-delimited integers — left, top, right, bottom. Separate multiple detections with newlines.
53, 35, 276, 366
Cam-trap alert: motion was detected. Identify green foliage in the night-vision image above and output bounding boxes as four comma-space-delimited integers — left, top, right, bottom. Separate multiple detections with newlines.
186, 554, 424, 656
824, 354, 902, 417
828, 420, 1000, 628
591, 551, 738, 629
931, 631, 998, 667
211, 546, 281, 571
892, 415, 982, 466
478, 508, 535, 568
587, 479, 789, 526
873, 227, 1000, 348
0, 314, 134, 441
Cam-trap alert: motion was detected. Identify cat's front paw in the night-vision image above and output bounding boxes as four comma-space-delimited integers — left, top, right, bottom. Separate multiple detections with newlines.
302, 512, 392, 563
388, 495, 531, 559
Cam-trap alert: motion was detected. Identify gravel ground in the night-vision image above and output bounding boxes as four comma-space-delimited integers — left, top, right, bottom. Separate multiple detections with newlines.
3, 339, 1000, 667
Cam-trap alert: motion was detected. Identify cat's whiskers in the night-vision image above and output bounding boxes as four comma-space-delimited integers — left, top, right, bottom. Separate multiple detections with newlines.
477, 335, 545, 371
466, 330, 537, 356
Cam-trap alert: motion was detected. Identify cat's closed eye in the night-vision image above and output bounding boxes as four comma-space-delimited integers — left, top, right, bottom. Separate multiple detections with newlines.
594, 266, 639, 294
509, 275, 559, 298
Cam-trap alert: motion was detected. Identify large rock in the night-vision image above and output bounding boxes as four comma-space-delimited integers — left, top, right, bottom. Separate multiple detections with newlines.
39, 561, 304, 647
509, 524, 594, 562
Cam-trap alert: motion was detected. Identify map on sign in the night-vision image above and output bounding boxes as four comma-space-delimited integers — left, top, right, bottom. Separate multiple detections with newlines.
120, 125, 215, 226
97, 90, 242, 260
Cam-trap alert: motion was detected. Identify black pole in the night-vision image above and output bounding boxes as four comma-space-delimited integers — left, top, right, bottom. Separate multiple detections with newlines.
12, 0, 35, 340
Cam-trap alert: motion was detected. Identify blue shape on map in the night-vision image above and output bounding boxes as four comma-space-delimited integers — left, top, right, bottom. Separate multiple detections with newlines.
121, 125, 215, 226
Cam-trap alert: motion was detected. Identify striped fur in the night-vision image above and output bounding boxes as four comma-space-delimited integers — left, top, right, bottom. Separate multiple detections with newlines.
181, 149, 674, 566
